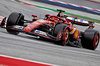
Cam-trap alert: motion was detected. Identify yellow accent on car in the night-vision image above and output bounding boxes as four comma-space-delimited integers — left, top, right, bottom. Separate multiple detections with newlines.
34, 22, 39, 24
53, 23, 56, 27
49, 21, 51, 24
74, 30, 79, 39
70, 28, 76, 34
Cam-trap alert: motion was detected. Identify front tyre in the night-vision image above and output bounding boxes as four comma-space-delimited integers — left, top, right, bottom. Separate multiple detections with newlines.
6, 12, 24, 35
53, 24, 70, 46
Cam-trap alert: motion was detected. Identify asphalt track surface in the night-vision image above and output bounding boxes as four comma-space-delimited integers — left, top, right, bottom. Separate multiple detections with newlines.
0, 0, 100, 66
59, 0, 100, 9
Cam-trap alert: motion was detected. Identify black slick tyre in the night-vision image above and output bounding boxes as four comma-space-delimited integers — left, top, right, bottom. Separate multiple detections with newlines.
53, 24, 69, 46
6, 12, 24, 35
81, 29, 99, 50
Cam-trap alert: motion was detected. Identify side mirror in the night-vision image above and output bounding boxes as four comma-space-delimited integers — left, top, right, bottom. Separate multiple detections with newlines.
32, 15, 37, 17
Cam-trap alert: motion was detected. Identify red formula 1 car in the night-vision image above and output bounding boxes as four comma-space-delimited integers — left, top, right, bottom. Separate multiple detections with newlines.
0, 9, 99, 50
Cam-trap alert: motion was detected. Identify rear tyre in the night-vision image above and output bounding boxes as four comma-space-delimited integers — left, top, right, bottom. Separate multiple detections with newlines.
53, 24, 69, 46
6, 12, 24, 35
81, 29, 99, 50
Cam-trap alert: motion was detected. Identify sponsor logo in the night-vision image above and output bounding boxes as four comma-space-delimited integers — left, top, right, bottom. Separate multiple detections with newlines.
14, 26, 24, 29
35, 30, 47, 36
35, 30, 40, 34
19, 26, 23, 29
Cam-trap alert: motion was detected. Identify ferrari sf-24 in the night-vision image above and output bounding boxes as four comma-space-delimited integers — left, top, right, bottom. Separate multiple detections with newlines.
0, 9, 99, 50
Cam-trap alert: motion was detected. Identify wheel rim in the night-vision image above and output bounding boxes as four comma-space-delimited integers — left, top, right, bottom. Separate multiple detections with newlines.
57, 31, 63, 39
62, 30, 69, 46
93, 34, 99, 49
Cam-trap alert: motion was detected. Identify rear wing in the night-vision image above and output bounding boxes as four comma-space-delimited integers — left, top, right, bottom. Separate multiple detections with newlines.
56, 9, 94, 26
66, 16, 94, 26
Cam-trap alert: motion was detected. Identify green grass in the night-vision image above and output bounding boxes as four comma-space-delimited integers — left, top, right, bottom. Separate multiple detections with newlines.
15, 0, 100, 23
35, 5, 100, 23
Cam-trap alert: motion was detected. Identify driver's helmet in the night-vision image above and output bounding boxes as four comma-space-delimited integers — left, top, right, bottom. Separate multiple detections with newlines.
51, 16, 58, 20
